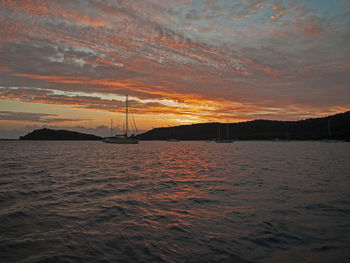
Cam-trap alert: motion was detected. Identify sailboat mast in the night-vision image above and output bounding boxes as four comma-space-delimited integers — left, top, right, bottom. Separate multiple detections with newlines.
125, 95, 128, 137
227, 123, 229, 139
285, 127, 288, 140
110, 119, 113, 137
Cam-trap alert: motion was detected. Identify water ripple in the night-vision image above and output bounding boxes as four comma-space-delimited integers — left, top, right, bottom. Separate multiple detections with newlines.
0, 141, 349, 262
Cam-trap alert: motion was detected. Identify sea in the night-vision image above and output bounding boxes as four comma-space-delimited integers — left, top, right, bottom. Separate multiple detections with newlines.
0, 141, 349, 262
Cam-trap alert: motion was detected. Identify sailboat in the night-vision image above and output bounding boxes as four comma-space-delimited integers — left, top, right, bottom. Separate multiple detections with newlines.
283, 127, 290, 141
215, 123, 234, 143
166, 126, 180, 142
103, 95, 139, 144
320, 118, 337, 143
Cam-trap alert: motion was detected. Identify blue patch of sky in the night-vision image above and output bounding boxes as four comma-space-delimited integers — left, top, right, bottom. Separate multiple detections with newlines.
172, 0, 347, 25
169, 0, 274, 29
305, 0, 350, 26
165, 0, 349, 44
307, 0, 346, 17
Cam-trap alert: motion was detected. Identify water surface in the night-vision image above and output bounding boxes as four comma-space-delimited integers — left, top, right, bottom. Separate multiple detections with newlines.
0, 141, 349, 262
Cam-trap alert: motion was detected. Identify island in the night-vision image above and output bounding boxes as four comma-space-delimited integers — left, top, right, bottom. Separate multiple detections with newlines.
19, 128, 103, 140
18, 111, 350, 141
137, 111, 350, 141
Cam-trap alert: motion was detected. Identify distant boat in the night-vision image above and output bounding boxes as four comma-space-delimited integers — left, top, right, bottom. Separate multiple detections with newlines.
215, 123, 234, 143
274, 127, 290, 142
215, 139, 234, 143
320, 118, 337, 143
166, 138, 180, 142
103, 95, 139, 144
166, 126, 180, 142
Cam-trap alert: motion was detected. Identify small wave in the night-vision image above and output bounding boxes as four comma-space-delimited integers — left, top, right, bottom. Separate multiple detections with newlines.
0, 162, 22, 169
3, 210, 28, 219
187, 197, 218, 204
304, 203, 350, 215
94, 205, 131, 222
312, 245, 339, 251
168, 224, 190, 234
34, 254, 85, 263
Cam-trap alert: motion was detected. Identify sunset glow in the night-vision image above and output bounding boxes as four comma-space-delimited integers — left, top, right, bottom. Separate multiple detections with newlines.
1, 0, 349, 138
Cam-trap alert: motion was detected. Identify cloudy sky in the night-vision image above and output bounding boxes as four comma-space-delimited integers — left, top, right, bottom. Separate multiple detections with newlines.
1, 0, 349, 138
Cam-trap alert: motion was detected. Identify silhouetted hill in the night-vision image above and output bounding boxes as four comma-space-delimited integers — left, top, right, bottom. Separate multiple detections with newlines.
137, 111, 350, 141
19, 128, 102, 140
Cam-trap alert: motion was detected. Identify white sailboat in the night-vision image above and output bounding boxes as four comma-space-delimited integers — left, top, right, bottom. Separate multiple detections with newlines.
103, 95, 139, 144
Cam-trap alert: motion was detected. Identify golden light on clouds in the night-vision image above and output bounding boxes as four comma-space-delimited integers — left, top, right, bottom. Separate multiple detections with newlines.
0, 0, 349, 137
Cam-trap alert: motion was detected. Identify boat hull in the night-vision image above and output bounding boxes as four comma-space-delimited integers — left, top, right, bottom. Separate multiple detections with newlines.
103, 137, 139, 144
215, 139, 234, 143
166, 139, 180, 142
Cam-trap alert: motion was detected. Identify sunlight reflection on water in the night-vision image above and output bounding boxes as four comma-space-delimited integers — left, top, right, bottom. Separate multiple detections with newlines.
0, 141, 349, 262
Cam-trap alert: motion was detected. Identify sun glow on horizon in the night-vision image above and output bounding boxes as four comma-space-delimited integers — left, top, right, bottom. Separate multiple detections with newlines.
0, 0, 349, 138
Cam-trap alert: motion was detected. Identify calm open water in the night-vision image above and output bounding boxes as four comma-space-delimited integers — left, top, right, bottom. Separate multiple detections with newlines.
0, 141, 349, 262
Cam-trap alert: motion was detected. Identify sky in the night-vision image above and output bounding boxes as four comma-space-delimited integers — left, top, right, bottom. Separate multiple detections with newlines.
0, 0, 349, 138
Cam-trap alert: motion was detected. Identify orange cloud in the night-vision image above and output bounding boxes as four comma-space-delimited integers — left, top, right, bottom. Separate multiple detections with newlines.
304, 21, 323, 36
1, 83, 273, 125
1, 0, 348, 130
299, 66, 313, 77
0, 0, 50, 17
11, 73, 213, 105
292, 17, 324, 37
241, 58, 279, 79
0, 63, 10, 72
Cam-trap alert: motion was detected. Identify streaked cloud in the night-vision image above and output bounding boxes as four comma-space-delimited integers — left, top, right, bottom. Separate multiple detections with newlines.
0, 0, 349, 137
0, 110, 88, 123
